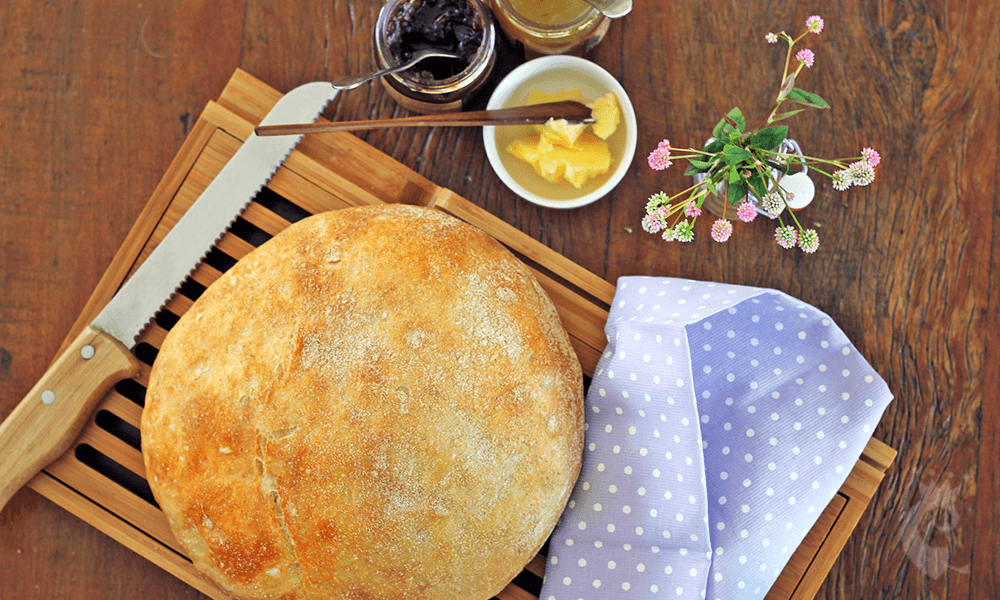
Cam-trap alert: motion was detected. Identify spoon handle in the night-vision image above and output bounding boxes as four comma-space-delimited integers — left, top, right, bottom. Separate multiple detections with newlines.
254, 101, 594, 136
332, 63, 408, 90
332, 51, 459, 90
581, 0, 631, 18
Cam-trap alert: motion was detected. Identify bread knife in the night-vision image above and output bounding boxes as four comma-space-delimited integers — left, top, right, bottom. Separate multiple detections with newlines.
0, 81, 339, 512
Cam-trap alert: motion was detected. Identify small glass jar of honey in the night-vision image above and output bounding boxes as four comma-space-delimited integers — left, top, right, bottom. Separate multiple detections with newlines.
488, 0, 610, 57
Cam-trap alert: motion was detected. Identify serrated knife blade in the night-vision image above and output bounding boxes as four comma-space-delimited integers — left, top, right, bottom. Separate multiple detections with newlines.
0, 81, 338, 511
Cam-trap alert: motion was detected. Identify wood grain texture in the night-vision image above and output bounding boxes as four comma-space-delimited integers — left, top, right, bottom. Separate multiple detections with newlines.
0, 1, 996, 600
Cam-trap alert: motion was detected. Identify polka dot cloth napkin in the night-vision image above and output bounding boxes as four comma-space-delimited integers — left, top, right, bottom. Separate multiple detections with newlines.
539, 276, 893, 600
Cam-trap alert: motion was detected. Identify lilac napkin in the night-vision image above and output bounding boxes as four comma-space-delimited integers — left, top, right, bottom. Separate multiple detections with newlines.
540, 277, 893, 600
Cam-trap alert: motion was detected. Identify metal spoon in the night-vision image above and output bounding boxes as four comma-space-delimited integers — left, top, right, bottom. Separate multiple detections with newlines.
331, 49, 462, 90
580, 0, 632, 19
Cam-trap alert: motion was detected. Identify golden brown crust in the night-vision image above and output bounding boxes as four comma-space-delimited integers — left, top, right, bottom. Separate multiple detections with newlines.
141, 205, 584, 600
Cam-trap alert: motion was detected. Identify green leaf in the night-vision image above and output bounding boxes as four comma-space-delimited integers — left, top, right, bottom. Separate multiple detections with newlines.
749, 126, 789, 151
712, 107, 746, 140
712, 117, 727, 140
723, 144, 753, 165
683, 158, 713, 176
703, 139, 726, 154
727, 107, 747, 133
728, 164, 740, 183
785, 88, 830, 109
747, 172, 768, 200
728, 178, 748, 206
769, 108, 805, 122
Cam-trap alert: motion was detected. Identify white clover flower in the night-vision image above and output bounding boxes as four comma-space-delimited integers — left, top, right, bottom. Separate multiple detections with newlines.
761, 192, 785, 218
848, 161, 875, 186
832, 169, 853, 191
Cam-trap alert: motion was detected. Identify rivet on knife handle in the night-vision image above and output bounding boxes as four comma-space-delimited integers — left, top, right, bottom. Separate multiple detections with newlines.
0, 325, 141, 512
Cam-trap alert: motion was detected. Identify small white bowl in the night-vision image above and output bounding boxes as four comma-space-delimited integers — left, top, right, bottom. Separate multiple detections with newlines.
483, 55, 638, 210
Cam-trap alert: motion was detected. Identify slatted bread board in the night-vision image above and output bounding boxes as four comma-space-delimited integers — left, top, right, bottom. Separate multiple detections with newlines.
24, 69, 896, 600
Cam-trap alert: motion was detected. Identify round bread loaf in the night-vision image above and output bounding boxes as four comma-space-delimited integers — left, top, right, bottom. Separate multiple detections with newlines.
141, 204, 584, 600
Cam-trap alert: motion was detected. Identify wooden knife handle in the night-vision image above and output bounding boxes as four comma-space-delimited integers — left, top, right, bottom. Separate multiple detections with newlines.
0, 325, 142, 512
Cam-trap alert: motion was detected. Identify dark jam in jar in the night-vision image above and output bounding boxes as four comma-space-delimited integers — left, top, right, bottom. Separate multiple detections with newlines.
385, 0, 485, 81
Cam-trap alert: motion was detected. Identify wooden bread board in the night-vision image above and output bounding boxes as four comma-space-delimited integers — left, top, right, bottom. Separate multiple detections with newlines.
24, 69, 896, 600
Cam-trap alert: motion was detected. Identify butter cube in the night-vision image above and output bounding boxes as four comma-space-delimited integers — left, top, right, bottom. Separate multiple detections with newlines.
539, 118, 586, 150
507, 132, 612, 189
587, 92, 620, 140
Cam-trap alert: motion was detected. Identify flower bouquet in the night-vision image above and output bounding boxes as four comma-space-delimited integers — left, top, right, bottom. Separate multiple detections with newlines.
642, 16, 881, 252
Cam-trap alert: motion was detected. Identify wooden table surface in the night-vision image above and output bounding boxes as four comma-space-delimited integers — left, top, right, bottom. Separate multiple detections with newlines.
1, 1, 996, 598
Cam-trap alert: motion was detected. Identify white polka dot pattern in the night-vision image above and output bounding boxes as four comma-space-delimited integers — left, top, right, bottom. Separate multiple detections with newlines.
539, 277, 893, 600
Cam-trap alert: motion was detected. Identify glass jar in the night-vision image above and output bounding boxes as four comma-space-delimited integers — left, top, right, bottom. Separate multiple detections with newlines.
374, 0, 497, 114
693, 138, 811, 218
488, 0, 610, 57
